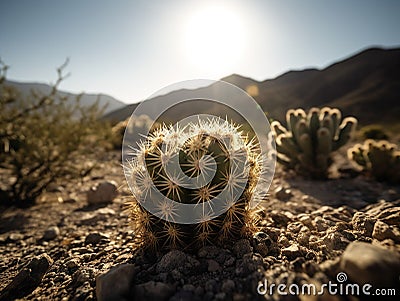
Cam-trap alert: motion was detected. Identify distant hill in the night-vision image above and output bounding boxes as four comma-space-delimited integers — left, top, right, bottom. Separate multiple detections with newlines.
4, 80, 126, 115
104, 47, 400, 125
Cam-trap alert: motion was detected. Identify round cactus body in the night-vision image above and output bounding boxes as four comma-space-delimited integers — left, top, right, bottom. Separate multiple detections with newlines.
124, 118, 268, 250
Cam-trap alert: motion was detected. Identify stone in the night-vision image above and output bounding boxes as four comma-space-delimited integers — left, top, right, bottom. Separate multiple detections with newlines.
96, 264, 137, 301
372, 220, 400, 242
86, 180, 118, 205
221, 279, 235, 293
313, 216, 329, 232
281, 244, 303, 260
0, 253, 52, 300
340, 241, 400, 288
64, 258, 80, 271
156, 250, 186, 273
8, 233, 24, 241
85, 232, 109, 245
133, 281, 175, 301
43, 226, 60, 240
351, 212, 375, 236
376, 207, 400, 225
252, 232, 272, 257
233, 239, 253, 258
274, 186, 293, 201
207, 259, 222, 272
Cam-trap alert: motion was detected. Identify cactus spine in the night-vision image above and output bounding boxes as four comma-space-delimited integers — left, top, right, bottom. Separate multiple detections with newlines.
348, 139, 400, 183
272, 107, 357, 178
125, 118, 263, 250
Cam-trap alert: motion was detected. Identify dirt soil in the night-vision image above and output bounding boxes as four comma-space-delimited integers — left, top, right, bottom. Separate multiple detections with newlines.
0, 150, 399, 301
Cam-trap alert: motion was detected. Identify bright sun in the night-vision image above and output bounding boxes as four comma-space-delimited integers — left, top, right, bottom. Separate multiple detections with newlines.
182, 5, 245, 72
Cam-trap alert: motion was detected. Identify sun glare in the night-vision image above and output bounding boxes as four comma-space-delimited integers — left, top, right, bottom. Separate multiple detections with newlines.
182, 5, 245, 72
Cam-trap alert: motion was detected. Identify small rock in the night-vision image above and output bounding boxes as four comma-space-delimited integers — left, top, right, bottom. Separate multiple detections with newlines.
0, 253, 52, 300
205, 279, 218, 293
340, 241, 400, 288
156, 250, 186, 273
8, 233, 24, 241
274, 186, 293, 201
64, 258, 80, 272
85, 232, 109, 245
96, 264, 137, 301
252, 232, 271, 257
281, 244, 303, 260
376, 207, 400, 225
372, 220, 400, 242
86, 180, 118, 205
207, 259, 222, 272
133, 281, 175, 301
221, 279, 235, 293
233, 239, 253, 258
313, 216, 329, 232
351, 212, 375, 236
43, 226, 60, 240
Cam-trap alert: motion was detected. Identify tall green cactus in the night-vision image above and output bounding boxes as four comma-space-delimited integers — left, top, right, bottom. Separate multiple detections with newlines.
271, 107, 357, 178
348, 139, 400, 183
125, 118, 263, 250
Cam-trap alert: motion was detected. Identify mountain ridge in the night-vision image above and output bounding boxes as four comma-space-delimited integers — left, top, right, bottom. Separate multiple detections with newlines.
3, 80, 126, 115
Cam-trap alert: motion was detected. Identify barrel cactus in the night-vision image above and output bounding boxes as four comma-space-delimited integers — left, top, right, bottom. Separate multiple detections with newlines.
348, 139, 400, 183
124, 118, 267, 250
271, 107, 357, 178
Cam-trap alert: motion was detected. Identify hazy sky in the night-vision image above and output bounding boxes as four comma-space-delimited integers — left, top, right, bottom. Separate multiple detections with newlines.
1, 0, 399, 103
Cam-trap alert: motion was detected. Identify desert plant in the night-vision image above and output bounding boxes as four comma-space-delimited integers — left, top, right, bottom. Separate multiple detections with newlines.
0, 60, 109, 205
348, 139, 400, 183
125, 118, 264, 250
271, 107, 357, 178
111, 115, 156, 150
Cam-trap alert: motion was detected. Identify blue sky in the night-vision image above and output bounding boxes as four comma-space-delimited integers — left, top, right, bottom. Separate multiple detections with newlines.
1, 0, 399, 103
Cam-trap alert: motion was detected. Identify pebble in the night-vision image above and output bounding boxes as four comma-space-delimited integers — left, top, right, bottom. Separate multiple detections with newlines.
43, 226, 60, 240
207, 259, 222, 272
340, 241, 400, 288
221, 279, 235, 293
274, 186, 293, 201
351, 212, 375, 236
156, 250, 187, 273
86, 180, 118, 205
252, 232, 271, 257
85, 232, 109, 245
96, 264, 137, 301
281, 244, 303, 260
0, 253, 53, 300
376, 207, 400, 225
372, 220, 400, 242
8, 233, 24, 241
233, 239, 253, 258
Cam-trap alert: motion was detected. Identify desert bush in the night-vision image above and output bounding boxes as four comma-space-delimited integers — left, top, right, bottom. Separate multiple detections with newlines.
348, 139, 400, 183
271, 107, 357, 178
0, 60, 110, 206
111, 114, 156, 150
125, 118, 265, 250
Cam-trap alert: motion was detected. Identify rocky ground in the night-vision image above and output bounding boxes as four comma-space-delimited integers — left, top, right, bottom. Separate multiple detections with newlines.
0, 150, 400, 301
